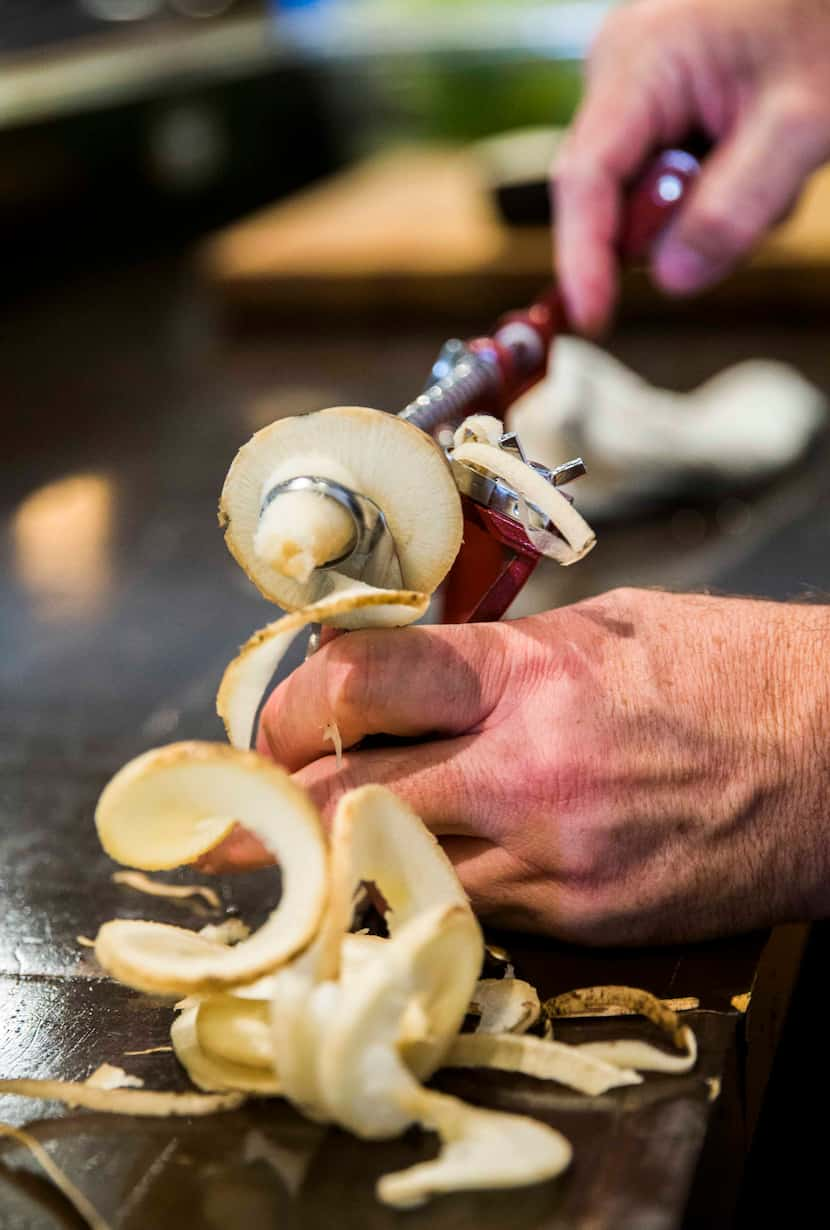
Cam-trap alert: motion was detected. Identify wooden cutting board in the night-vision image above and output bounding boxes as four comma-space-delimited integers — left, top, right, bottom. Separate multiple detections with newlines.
200, 144, 830, 318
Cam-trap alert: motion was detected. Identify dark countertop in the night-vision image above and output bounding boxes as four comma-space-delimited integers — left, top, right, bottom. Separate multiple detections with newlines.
1, 259, 829, 1229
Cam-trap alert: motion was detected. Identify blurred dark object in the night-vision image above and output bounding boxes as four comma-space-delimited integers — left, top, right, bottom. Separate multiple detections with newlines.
488, 128, 711, 227
0, 0, 258, 55
201, 140, 830, 325
0, 6, 340, 292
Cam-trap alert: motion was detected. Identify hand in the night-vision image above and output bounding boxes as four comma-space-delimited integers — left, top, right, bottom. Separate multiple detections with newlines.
555, 0, 830, 334
200, 588, 830, 946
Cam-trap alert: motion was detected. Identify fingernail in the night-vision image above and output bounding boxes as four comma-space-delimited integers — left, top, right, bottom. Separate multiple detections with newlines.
653, 236, 715, 294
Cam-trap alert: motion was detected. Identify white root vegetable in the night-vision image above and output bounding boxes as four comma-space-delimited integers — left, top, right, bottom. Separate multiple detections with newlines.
170, 1005, 280, 1096
253, 456, 358, 584
319, 905, 483, 1137
317, 785, 471, 981
220, 406, 463, 612
94, 743, 327, 996
450, 439, 595, 564
470, 978, 541, 1035
43, 739, 700, 1214
444, 1033, 642, 1097
196, 996, 274, 1070
217, 586, 429, 751
111, 871, 221, 910
0, 1123, 110, 1230
198, 918, 251, 945
378, 1087, 572, 1209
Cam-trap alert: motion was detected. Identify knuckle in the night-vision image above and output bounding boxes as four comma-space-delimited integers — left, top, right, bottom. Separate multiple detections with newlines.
321, 632, 375, 723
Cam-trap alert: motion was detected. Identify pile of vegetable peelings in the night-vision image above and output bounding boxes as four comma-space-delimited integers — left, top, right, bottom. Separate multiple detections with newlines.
0, 408, 698, 1227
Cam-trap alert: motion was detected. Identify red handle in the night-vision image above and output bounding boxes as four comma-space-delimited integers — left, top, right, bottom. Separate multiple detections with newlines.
462, 147, 703, 417
619, 148, 702, 261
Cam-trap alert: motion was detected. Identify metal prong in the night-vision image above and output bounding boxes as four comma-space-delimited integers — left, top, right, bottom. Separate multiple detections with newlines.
550, 457, 587, 486
531, 457, 587, 487
305, 626, 322, 660
498, 432, 528, 463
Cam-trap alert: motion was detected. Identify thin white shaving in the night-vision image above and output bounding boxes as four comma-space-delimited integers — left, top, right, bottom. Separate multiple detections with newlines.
323, 721, 344, 769
112, 871, 221, 909
0, 1123, 110, 1230
0, 1078, 244, 1117
575, 1026, 698, 1074
85, 1064, 144, 1091
217, 586, 429, 751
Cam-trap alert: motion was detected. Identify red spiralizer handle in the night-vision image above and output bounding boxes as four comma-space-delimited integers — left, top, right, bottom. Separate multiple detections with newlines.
443, 147, 702, 624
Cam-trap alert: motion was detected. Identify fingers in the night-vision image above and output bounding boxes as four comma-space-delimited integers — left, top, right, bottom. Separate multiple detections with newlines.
198, 734, 487, 875
554, 0, 698, 336
555, 85, 660, 335
295, 737, 484, 837
653, 91, 830, 294
257, 623, 507, 774
195, 823, 273, 875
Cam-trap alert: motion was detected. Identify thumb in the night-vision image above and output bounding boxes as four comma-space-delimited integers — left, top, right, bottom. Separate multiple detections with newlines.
653, 91, 830, 294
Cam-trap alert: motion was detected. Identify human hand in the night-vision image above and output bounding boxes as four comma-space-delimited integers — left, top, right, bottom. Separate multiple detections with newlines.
555, 0, 830, 334
200, 588, 830, 946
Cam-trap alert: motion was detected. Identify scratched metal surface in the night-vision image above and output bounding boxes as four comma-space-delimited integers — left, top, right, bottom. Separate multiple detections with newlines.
1, 261, 829, 1228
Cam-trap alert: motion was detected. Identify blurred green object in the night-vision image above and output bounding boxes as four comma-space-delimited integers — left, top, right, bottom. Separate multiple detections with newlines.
401, 57, 582, 141
332, 0, 593, 143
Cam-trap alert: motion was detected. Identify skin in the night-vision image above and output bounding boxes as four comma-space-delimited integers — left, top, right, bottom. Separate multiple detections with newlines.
555, 0, 830, 334
201, 0, 830, 944
201, 590, 830, 946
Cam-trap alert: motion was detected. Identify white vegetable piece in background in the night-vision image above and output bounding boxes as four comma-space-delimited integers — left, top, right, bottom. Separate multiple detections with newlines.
220, 405, 463, 614
510, 337, 827, 518
217, 585, 429, 750
471, 977, 541, 1035
94, 743, 327, 996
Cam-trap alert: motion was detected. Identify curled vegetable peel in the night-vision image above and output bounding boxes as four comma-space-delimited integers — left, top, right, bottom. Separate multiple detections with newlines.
6, 711, 701, 1218
94, 743, 327, 996
450, 437, 596, 564
220, 405, 463, 611
217, 586, 429, 751
1, 410, 696, 1221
